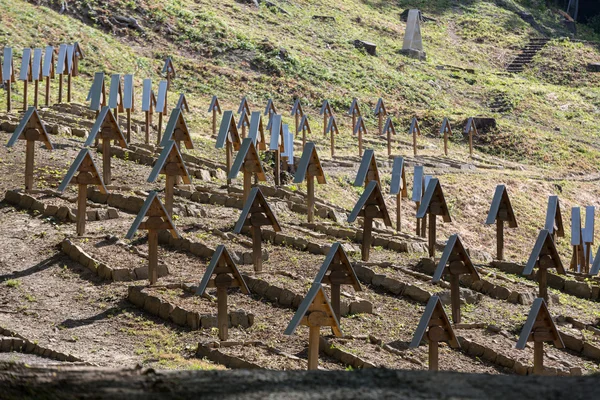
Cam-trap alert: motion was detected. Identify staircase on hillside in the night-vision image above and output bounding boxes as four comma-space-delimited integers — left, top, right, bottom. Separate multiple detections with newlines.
506, 37, 550, 73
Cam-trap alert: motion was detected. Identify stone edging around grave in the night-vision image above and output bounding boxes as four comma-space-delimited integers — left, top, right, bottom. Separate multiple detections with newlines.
196, 344, 262, 369
3, 190, 120, 223
127, 285, 254, 330
61, 239, 168, 282
319, 336, 376, 369
353, 263, 433, 304
0, 326, 82, 363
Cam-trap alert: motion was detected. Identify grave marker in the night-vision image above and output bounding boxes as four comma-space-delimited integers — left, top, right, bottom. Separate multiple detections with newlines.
583, 206, 595, 274
87, 72, 106, 115
237, 109, 250, 139
325, 115, 339, 158
516, 298, 564, 375
294, 142, 326, 223
320, 100, 334, 137
57, 149, 107, 236
108, 74, 124, 121
348, 98, 361, 133
440, 118, 452, 156
123, 74, 135, 143
313, 242, 361, 321
85, 106, 128, 185
19, 48, 33, 111
238, 96, 250, 116
208, 95, 221, 137
348, 181, 392, 261
284, 283, 342, 370
3, 47, 14, 111
402, 9, 424, 58
196, 245, 250, 341
409, 117, 421, 156
6, 107, 53, 191
148, 140, 192, 216
234, 187, 281, 273
485, 185, 517, 261
374, 98, 387, 136
432, 234, 480, 323
162, 57, 175, 90
141, 79, 156, 144
248, 111, 266, 151
228, 137, 266, 202
281, 124, 294, 166
291, 98, 304, 136
216, 111, 242, 186
417, 178, 451, 258
354, 149, 380, 188
298, 115, 311, 148
160, 107, 194, 152
382, 117, 396, 157
175, 93, 189, 113
264, 98, 277, 121
390, 157, 408, 232
571, 207, 584, 273
31, 49, 43, 108
270, 114, 286, 186
42, 46, 55, 107
412, 166, 425, 236
126, 191, 179, 285
409, 295, 459, 371
353, 116, 368, 157
72, 42, 84, 77
464, 117, 477, 156
544, 196, 564, 243
155, 80, 168, 144
523, 229, 565, 303
56, 44, 73, 103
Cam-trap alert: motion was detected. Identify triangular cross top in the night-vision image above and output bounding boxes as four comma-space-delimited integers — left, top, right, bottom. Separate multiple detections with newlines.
248, 111, 266, 150
572, 207, 582, 247
523, 229, 565, 275
412, 165, 425, 202
348, 180, 392, 227
216, 111, 241, 150
155, 80, 168, 114
516, 298, 564, 350
353, 116, 368, 136
42, 46, 55, 79
147, 140, 192, 184
325, 115, 339, 136
269, 114, 286, 152
433, 234, 480, 282
31, 49, 43, 82
383, 117, 396, 136
234, 187, 282, 234
58, 148, 107, 193
313, 243, 361, 291
238, 96, 250, 115
583, 206, 595, 244
85, 106, 128, 147
347, 98, 361, 117
374, 98, 387, 116
108, 74, 124, 111
228, 137, 266, 181
123, 74, 135, 111
141, 79, 156, 113
7, 107, 53, 149
237, 109, 251, 130
88, 72, 106, 111
464, 117, 478, 136
416, 178, 451, 222
160, 108, 194, 149
485, 184, 517, 227
298, 115, 311, 134
409, 296, 459, 348
162, 57, 176, 77
284, 283, 342, 337
409, 117, 421, 136
264, 98, 277, 116
320, 100, 334, 117
440, 118, 452, 136
354, 149, 380, 187
294, 142, 326, 184
291, 98, 304, 116
544, 196, 564, 238
176, 93, 189, 113
19, 48, 33, 82
196, 245, 250, 296
2, 47, 15, 83
126, 191, 179, 239
208, 95, 221, 113
390, 157, 407, 197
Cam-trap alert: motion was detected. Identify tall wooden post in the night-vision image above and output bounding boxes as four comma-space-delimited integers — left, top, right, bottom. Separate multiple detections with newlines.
497, 219, 504, 261
217, 287, 228, 341
212, 109, 217, 137
533, 341, 543, 375
307, 175, 315, 223
148, 229, 158, 285
413, 130, 418, 156
358, 130, 363, 158
444, 131, 449, 156
24, 139, 35, 191
428, 340, 439, 371
126, 109, 132, 143
226, 141, 233, 186
415, 201, 421, 236
145, 111, 150, 144
76, 184, 87, 236
102, 138, 111, 185
6, 80, 11, 112
421, 213, 427, 238
330, 132, 335, 158
23, 80, 28, 111
449, 274, 460, 324
165, 174, 175, 216
538, 258, 548, 303
274, 150, 281, 186
157, 113, 163, 145
45, 76, 50, 107
387, 128, 392, 157
67, 73, 72, 103
428, 214, 436, 258
308, 326, 320, 370
252, 226, 262, 273
396, 193, 402, 232
362, 215, 373, 262
34, 80, 39, 108
243, 169, 252, 203
58, 74, 63, 103
378, 113, 383, 136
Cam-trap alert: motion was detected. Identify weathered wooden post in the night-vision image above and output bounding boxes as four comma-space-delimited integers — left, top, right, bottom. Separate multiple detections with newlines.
523, 229, 565, 303
248, 111, 267, 152
229, 137, 266, 202
417, 178, 452, 259
156, 80, 168, 145
126, 192, 179, 285
432, 234, 481, 324
42, 46, 55, 107
176, 93, 189, 113
237, 109, 250, 139
354, 149, 380, 188
72, 42, 84, 78
31, 49, 43, 109
87, 72, 106, 120
108, 74, 123, 125
162, 57, 176, 90
123, 74, 135, 143
348, 181, 393, 261
56, 44, 72, 104
412, 166, 425, 236
409, 117, 421, 156
238, 96, 250, 116
314, 243, 362, 321
67, 45, 75, 102
58, 149, 107, 236
571, 207, 584, 272
2, 47, 14, 112
440, 118, 452, 156
582, 206, 595, 274
374, 98, 387, 136
19, 49, 33, 112
6, 107, 53, 191
325, 115, 339, 158
216, 111, 242, 186
464, 117, 478, 157
409, 296, 460, 371
85, 106, 128, 185
390, 157, 407, 232
148, 141, 192, 216
208, 96, 221, 137
485, 184, 518, 261
142, 79, 156, 144
544, 195, 564, 243
234, 187, 281, 273
516, 298, 564, 375
382, 117, 396, 157
270, 114, 286, 186
320, 100, 334, 137
294, 142, 326, 223
196, 245, 250, 341
284, 283, 342, 370
353, 116, 368, 158
348, 98, 361, 133
298, 115, 311, 148
291, 98, 304, 137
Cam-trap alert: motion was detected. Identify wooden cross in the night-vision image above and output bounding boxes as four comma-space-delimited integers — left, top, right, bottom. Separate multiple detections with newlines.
433, 234, 480, 324
294, 142, 326, 223
409, 117, 421, 156
160, 107, 194, 152
264, 98, 277, 123
72, 42, 84, 77
237, 109, 250, 139
6, 107, 53, 191
354, 149, 380, 188
320, 100, 334, 137
108, 74, 124, 123
416, 178, 452, 258
31, 49, 43, 109
374, 98, 387, 136
353, 116, 368, 158
440, 118, 452, 156
284, 283, 342, 370
19, 49, 33, 111
234, 187, 281, 273
485, 184, 518, 261
66, 45, 74, 102
248, 111, 267, 151
216, 111, 242, 186
238, 96, 250, 116
162, 57, 176, 90
571, 207, 585, 273
147, 141, 192, 216
382, 117, 396, 157
87, 72, 106, 118
390, 157, 408, 232
42, 46, 55, 108
229, 138, 266, 202
196, 245, 250, 341
348, 98, 361, 133
464, 117, 478, 157
582, 206, 595, 274
2, 47, 14, 112
313, 243, 361, 321
516, 298, 564, 375
412, 166, 425, 236
208, 96, 222, 137
523, 229, 565, 303
156, 80, 168, 145
176, 93, 190, 113
325, 115, 339, 158
141, 79, 157, 144
544, 196, 564, 243
56, 44, 73, 103
269, 114, 286, 186
85, 106, 128, 185
409, 296, 460, 371
126, 192, 179, 285
58, 149, 107, 236
291, 98, 304, 137
123, 74, 135, 143
348, 181, 392, 261
298, 115, 311, 148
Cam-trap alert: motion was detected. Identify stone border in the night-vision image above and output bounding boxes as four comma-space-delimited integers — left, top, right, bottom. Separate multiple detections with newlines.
319, 336, 376, 369
196, 343, 262, 369
0, 326, 81, 363
353, 263, 432, 303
